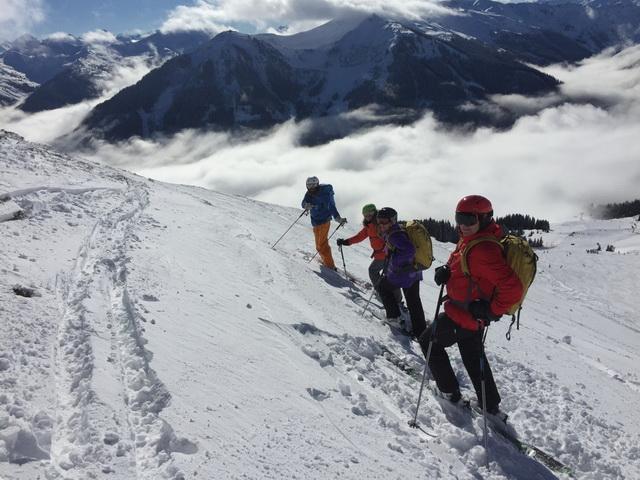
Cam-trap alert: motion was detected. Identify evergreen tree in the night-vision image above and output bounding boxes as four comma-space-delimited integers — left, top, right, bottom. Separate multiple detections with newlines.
528, 237, 544, 248
421, 218, 458, 244
592, 199, 640, 219
496, 213, 550, 232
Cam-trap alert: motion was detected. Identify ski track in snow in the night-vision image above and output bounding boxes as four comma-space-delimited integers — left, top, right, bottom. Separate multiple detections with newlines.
0, 179, 196, 479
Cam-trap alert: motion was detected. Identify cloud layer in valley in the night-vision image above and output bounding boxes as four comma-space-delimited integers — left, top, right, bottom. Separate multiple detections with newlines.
0, 55, 159, 143
65, 45, 640, 224
2, 40, 639, 225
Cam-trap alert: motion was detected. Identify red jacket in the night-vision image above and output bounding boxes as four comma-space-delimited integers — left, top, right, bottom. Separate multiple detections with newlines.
444, 222, 524, 331
346, 221, 386, 260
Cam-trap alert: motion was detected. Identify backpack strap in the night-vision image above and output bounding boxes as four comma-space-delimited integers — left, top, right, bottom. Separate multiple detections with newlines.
460, 237, 503, 277
505, 308, 521, 341
463, 236, 527, 342
453, 236, 503, 310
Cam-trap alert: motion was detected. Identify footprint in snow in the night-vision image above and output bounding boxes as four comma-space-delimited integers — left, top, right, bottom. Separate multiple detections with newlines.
306, 388, 330, 401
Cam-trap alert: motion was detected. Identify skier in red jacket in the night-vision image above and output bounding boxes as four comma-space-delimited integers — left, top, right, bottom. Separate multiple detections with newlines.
337, 204, 402, 305
421, 195, 523, 419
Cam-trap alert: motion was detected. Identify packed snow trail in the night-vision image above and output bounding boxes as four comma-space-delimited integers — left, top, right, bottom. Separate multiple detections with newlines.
50, 180, 195, 479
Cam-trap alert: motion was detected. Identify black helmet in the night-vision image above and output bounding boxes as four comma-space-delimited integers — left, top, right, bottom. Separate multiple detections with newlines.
377, 207, 398, 223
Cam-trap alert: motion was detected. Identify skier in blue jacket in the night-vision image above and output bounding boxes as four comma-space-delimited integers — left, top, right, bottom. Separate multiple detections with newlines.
301, 176, 346, 270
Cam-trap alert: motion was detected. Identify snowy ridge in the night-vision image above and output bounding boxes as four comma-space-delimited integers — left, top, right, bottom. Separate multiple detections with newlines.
1, 131, 639, 479
0, 61, 38, 107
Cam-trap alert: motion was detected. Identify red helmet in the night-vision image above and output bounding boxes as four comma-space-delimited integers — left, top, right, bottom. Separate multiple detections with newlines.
456, 195, 493, 215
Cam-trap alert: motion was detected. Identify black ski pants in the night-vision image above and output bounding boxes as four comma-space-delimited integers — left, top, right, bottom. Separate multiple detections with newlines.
379, 277, 427, 337
420, 312, 501, 411
369, 259, 402, 304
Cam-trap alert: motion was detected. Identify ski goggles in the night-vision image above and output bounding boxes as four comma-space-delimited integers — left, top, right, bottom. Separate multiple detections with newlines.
455, 212, 479, 226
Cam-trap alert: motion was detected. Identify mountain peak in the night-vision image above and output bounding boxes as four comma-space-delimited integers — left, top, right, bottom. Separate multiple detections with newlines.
257, 14, 372, 50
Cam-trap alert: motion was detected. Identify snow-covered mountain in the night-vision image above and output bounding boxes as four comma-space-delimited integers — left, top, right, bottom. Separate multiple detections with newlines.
0, 31, 211, 112
17, 45, 118, 113
438, 0, 640, 64
1, 129, 639, 479
1, 34, 84, 85
0, 61, 38, 107
76, 0, 640, 143
79, 15, 558, 142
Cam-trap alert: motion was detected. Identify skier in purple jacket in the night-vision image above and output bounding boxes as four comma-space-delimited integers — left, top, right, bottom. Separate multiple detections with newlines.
376, 207, 427, 337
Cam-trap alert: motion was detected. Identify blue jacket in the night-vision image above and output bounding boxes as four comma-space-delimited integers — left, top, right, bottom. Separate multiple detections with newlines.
384, 224, 423, 289
301, 184, 341, 227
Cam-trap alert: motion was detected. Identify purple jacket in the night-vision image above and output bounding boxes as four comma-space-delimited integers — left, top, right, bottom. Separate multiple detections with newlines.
384, 224, 423, 288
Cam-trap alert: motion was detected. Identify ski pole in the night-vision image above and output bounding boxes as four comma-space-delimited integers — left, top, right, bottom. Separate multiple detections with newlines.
360, 288, 377, 318
307, 221, 345, 264
479, 323, 489, 467
271, 209, 308, 250
360, 257, 389, 317
409, 283, 445, 428
339, 244, 348, 278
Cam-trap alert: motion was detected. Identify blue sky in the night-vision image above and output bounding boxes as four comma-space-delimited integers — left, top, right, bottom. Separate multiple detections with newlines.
33, 0, 188, 36
2, 0, 458, 41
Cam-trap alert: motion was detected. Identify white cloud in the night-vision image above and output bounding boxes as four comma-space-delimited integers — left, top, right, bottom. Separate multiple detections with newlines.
159, 0, 454, 35
159, 1, 235, 35
45, 31, 77, 42
96, 54, 163, 98
3, 45, 640, 226
81, 29, 118, 45
0, 101, 96, 144
0, 0, 45, 40
0, 56, 158, 144
543, 46, 640, 107
71, 40, 640, 224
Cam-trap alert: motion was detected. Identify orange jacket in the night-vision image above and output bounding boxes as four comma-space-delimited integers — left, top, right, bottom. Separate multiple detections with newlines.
345, 221, 386, 260
444, 222, 524, 331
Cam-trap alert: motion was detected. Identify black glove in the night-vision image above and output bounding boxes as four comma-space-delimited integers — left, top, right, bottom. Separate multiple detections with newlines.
434, 265, 451, 286
336, 238, 349, 246
468, 299, 502, 324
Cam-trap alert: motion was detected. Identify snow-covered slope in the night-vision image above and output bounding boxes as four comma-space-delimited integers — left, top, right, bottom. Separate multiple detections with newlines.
0, 61, 38, 107
1, 130, 639, 479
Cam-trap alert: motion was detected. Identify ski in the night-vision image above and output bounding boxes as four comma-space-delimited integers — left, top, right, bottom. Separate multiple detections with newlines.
348, 292, 416, 337
377, 344, 574, 477
348, 290, 384, 312
344, 273, 373, 291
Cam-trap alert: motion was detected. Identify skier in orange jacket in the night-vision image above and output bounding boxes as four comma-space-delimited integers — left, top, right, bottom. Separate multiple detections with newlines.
337, 204, 402, 304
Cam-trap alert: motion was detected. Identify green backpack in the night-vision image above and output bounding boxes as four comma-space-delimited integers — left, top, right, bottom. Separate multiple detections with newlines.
400, 220, 434, 271
460, 234, 538, 338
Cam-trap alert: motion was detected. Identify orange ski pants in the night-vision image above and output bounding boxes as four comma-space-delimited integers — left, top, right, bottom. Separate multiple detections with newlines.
313, 221, 336, 269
